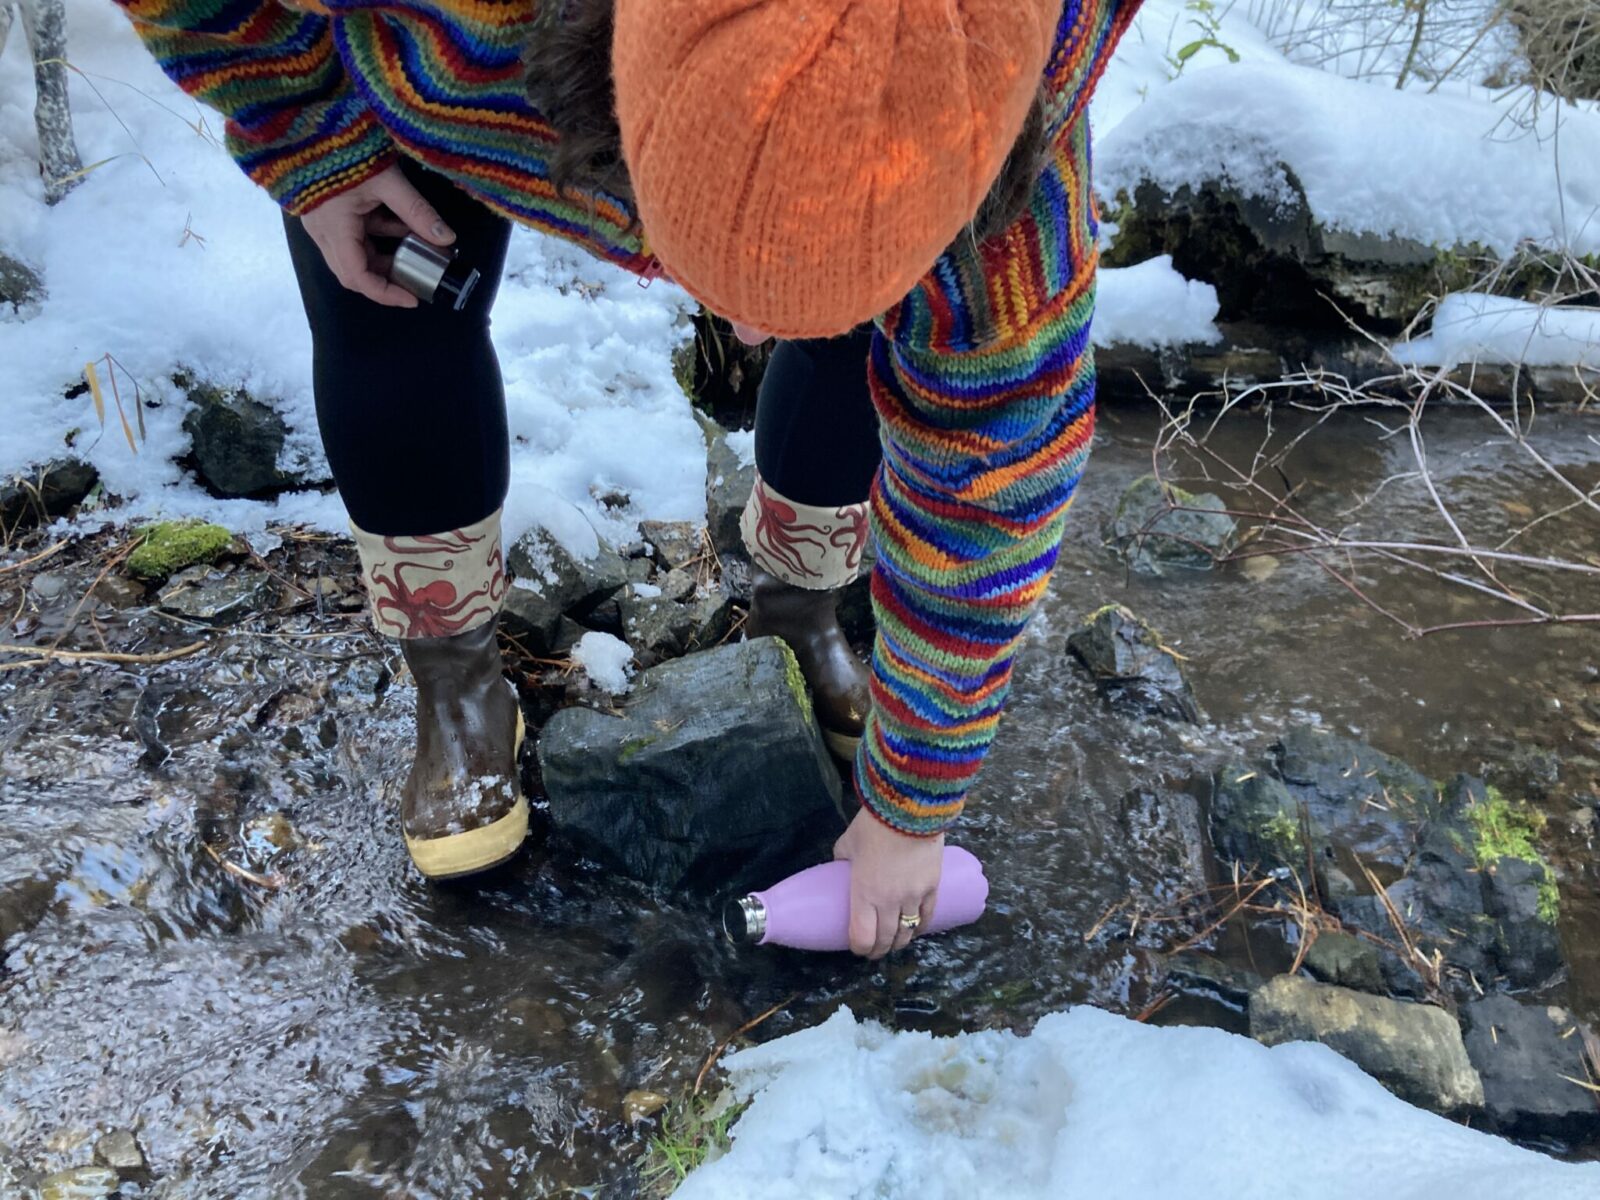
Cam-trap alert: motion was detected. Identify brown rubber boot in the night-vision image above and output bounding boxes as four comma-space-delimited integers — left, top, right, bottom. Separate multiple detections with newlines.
739, 474, 873, 762
350, 508, 527, 878
746, 568, 871, 761
399, 619, 528, 879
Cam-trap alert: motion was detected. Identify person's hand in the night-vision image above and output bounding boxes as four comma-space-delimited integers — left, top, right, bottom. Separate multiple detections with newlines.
833, 807, 944, 960
299, 164, 456, 308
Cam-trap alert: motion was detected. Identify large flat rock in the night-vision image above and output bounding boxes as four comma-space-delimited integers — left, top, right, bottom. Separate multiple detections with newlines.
538, 638, 844, 890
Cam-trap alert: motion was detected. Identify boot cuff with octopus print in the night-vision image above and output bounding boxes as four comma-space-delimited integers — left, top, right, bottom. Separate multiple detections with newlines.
739, 474, 870, 592
350, 510, 509, 640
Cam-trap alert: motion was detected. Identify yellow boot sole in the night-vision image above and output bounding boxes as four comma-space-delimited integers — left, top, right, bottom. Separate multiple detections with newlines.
405, 710, 529, 880
823, 726, 862, 762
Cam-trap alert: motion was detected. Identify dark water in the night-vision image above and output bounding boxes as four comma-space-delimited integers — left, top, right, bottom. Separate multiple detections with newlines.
1, 404, 1596, 1196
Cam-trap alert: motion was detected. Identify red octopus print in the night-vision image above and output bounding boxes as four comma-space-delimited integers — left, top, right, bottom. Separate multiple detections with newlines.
747, 477, 835, 580
830, 503, 870, 573
369, 527, 508, 638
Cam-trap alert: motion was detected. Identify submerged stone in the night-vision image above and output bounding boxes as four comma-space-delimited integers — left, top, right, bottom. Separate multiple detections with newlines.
38, 1166, 121, 1199
1067, 604, 1201, 722
157, 565, 276, 625
1249, 975, 1483, 1115
93, 1128, 148, 1175
538, 638, 842, 890
1105, 475, 1236, 575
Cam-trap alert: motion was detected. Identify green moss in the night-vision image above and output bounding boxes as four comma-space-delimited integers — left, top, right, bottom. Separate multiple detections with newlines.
619, 734, 660, 764
640, 1089, 749, 1197
126, 520, 232, 580
774, 639, 814, 724
1261, 808, 1304, 857
1468, 785, 1560, 923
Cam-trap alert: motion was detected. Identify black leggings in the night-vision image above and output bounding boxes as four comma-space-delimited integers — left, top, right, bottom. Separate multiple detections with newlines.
285, 161, 881, 537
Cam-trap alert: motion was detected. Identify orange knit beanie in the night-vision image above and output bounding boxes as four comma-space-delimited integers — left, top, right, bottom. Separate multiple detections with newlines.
613, 0, 1059, 339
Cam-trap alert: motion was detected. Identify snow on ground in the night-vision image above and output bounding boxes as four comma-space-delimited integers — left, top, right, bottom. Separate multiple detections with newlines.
1393, 294, 1600, 370
0, 0, 705, 547
1093, 0, 1600, 258
677, 1006, 1600, 1200
570, 631, 634, 695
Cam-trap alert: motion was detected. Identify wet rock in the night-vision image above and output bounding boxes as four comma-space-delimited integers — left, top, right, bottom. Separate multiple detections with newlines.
30, 572, 68, 601
93, 1128, 148, 1176
1067, 604, 1200, 722
1166, 952, 1263, 1010
1209, 767, 1312, 878
1460, 996, 1600, 1143
1117, 788, 1208, 908
157, 566, 276, 625
1212, 741, 1566, 994
1400, 775, 1560, 990
638, 520, 704, 572
1, 459, 98, 528
538, 638, 843, 890
550, 616, 588, 657
1212, 728, 1436, 896
1303, 931, 1386, 994
38, 1166, 121, 1199
623, 1089, 671, 1123
697, 410, 755, 557
0, 248, 43, 314
507, 526, 629, 622
90, 574, 146, 609
182, 380, 310, 497
1482, 855, 1563, 986
1249, 975, 1483, 1114
1105, 475, 1236, 574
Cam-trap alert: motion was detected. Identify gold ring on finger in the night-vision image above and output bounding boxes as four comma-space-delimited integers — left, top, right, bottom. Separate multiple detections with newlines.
898, 912, 921, 930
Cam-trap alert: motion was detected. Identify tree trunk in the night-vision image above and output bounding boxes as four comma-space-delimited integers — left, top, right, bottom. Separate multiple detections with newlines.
18, 0, 83, 204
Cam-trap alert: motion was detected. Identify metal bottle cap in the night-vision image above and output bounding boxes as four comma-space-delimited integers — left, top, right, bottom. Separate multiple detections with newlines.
389, 235, 480, 310
723, 895, 767, 944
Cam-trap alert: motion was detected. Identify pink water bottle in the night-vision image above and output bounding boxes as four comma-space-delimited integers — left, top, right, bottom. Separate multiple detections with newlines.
723, 847, 989, 950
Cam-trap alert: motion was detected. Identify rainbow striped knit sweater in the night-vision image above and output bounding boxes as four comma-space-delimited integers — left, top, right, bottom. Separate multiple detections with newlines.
117, 0, 1142, 836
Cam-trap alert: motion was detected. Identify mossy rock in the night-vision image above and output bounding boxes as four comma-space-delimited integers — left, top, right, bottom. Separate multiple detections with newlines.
1106, 475, 1237, 575
126, 520, 234, 581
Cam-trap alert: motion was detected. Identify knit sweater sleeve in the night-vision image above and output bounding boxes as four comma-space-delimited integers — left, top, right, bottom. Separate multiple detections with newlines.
115, 0, 395, 213
853, 0, 1140, 836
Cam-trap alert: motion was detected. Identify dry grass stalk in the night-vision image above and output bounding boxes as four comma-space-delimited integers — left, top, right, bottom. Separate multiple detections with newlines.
694, 994, 795, 1097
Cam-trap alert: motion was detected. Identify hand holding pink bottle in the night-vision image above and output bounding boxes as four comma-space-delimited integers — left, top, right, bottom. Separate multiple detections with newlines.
724, 848, 989, 952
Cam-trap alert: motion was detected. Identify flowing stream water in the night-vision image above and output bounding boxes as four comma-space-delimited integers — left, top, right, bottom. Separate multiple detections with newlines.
1, 403, 1596, 1196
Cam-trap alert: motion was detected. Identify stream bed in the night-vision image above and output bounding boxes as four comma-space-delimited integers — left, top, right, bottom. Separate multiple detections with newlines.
1, 402, 1597, 1197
